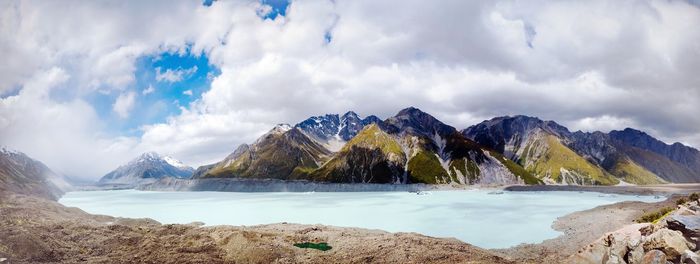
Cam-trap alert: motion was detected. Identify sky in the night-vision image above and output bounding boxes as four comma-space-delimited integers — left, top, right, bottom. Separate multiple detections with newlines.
1, 0, 699, 180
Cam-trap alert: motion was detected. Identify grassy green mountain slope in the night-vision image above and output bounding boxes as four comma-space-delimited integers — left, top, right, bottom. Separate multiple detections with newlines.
519, 133, 619, 185
617, 144, 697, 183
604, 155, 665, 185
304, 124, 407, 183
199, 126, 331, 180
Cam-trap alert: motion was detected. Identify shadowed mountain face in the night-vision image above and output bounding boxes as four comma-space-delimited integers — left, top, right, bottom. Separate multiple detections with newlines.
609, 128, 700, 171
464, 116, 700, 184
98, 152, 194, 185
0, 148, 67, 200
383, 107, 457, 138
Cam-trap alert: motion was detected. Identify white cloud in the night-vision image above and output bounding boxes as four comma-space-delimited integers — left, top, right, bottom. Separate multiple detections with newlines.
155, 65, 198, 83
1, 0, 700, 179
142, 84, 155, 95
113, 91, 136, 119
183, 89, 193, 96
0, 68, 140, 179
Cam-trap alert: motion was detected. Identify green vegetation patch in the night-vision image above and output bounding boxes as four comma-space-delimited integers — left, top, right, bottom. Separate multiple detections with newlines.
524, 135, 618, 185
342, 124, 403, 157
294, 242, 332, 251
690, 193, 699, 201
407, 151, 448, 184
676, 197, 688, 206
609, 158, 664, 185
636, 207, 675, 224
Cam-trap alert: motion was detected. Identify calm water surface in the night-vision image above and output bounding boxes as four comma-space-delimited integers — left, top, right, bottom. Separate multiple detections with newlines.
59, 189, 661, 248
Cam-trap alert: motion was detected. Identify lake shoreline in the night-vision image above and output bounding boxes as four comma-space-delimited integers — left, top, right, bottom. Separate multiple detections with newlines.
135, 177, 500, 192
135, 178, 700, 197
504, 183, 700, 196
494, 195, 681, 263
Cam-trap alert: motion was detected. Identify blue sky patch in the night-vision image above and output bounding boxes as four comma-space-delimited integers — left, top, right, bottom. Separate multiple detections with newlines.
87, 50, 219, 137
324, 31, 332, 44
259, 0, 290, 20
202, 0, 215, 7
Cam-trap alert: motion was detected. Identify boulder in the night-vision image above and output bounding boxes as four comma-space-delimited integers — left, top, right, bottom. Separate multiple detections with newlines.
626, 244, 645, 264
668, 215, 700, 238
641, 250, 666, 264
677, 207, 699, 216
643, 228, 694, 260
681, 250, 700, 264
688, 205, 700, 212
569, 223, 649, 264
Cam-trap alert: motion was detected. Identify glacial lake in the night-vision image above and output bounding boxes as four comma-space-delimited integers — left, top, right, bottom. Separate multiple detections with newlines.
59, 189, 662, 249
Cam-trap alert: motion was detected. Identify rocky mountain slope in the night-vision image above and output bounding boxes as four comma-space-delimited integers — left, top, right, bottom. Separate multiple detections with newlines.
295, 111, 381, 151
0, 147, 68, 200
98, 152, 194, 185
464, 115, 699, 184
194, 124, 332, 179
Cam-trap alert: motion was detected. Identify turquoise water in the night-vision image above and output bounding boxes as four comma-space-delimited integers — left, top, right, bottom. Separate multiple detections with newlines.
59, 189, 661, 249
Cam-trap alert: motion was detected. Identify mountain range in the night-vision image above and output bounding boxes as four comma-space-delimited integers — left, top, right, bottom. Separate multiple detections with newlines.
187, 107, 700, 186
73, 107, 700, 186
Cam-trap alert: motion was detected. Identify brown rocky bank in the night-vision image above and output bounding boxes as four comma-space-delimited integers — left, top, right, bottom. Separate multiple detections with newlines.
0, 192, 512, 264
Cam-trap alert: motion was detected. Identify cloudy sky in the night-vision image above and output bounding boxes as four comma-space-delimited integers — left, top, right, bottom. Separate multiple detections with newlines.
1, 0, 699, 180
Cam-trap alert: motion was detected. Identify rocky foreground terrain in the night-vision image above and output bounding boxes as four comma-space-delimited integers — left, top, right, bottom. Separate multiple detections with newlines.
0, 191, 512, 264
3, 187, 698, 264
566, 195, 700, 264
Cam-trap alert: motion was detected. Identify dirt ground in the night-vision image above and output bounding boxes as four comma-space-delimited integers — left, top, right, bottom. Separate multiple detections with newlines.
0, 192, 512, 264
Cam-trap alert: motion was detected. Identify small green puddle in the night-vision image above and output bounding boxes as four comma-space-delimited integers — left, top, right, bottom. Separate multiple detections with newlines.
294, 242, 332, 251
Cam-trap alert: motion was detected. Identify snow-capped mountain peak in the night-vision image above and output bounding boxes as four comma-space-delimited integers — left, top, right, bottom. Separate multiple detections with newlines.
294, 111, 382, 151
162, 156, 189, 169
99, 152, 194, 185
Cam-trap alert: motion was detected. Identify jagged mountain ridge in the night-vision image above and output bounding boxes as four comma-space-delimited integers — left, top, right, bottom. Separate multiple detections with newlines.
195, 108, 698, 185
198, 108, 541, 185
464, 115, 699, 184
295, 111, 382, 151
0, 147, 68, 200
98, 152, 194, 185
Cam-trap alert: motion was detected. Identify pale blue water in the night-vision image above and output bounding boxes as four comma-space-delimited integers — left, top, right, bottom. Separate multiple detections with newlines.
59, 190, 662, 249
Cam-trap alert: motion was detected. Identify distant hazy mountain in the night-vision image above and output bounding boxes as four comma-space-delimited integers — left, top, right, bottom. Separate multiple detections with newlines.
98, 152, 194, 185
0, 147, 69, 200
464, 115, 700, 184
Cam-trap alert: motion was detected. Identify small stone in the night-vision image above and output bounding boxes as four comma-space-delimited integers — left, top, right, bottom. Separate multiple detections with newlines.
681, 250, 700, 264
641, 250, 667, 264
627, 245, 645, 264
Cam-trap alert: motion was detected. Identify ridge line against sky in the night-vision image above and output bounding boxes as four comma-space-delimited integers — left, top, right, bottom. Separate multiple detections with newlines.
1, 0, 699, 179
